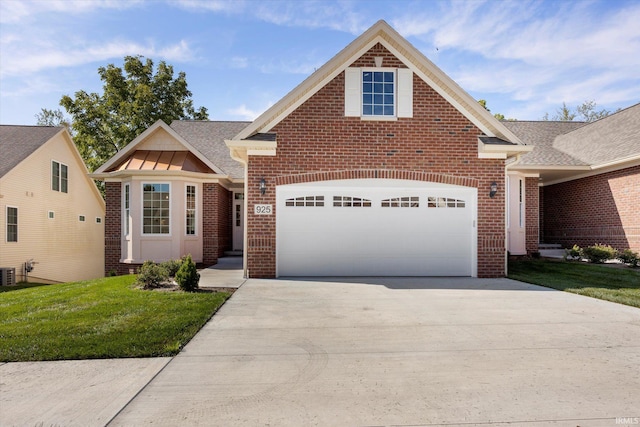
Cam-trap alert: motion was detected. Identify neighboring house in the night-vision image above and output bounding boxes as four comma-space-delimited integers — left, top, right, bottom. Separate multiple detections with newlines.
0, 125, 105, 283
94, 20, 638, 279
505, 103, 640, 254
92, 120, 248, 275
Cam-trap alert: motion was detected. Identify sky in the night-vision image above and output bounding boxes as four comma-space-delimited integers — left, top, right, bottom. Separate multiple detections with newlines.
1, 0, 639, 126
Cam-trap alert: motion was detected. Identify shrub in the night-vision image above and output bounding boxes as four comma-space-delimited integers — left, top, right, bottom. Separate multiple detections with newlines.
161, 259, 182, 278
136, 261, 168, 289
617, 249, 639, 268
175, 254, 200, 292
581, 244, 618, 264
564, 244, 582, 261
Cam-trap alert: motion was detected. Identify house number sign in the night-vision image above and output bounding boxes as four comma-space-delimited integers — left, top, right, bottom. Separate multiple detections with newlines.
254, 204, 273, 215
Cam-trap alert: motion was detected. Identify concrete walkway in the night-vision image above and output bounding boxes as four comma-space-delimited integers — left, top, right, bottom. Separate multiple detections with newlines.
2, 274, 640, 426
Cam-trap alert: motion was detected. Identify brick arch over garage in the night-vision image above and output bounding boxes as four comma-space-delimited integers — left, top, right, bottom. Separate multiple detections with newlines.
275, 169, 479, 188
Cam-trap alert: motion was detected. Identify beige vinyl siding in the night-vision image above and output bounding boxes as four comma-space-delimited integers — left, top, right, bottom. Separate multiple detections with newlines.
0, 132, 104, 283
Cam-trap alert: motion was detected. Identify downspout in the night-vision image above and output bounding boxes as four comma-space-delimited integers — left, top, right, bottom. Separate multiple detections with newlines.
504, 154, 523, 276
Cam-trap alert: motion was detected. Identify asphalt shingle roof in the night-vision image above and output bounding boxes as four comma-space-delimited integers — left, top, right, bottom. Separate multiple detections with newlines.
553, 103, 640, 165
169, 121, 250, 179
502, 121, 587, 166
0, 125, 63, 178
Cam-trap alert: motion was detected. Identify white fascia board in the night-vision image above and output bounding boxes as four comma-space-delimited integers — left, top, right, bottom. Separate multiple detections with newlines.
91, 170, 228, 180
225, 139, 277, 163
507, 170, 540, 178
94, 120, 226, 175
478, 140, 533, 159
542, 157, 640, 186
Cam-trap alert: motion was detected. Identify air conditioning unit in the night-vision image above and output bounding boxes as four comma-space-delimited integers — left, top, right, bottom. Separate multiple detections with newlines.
1, 268, 16, 286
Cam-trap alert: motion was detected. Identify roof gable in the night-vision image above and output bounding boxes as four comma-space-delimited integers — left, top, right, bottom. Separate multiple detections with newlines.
0, 125, 63, 178
553, 103, 640, 165
233, 20, 523, 145
94, 120, 226, 175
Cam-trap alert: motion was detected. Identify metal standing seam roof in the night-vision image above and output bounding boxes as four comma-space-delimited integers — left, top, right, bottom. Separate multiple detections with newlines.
0, 125, 63, 178
169, 120, 250, 180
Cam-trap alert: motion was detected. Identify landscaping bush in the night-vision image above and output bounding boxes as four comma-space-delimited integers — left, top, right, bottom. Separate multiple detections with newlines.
161, 259, 182, 277
176, 254, 200, 292
581, 244, 618, 264
564, 244, 582, 261
136, 260, 168, 289
618, 249, 640, 267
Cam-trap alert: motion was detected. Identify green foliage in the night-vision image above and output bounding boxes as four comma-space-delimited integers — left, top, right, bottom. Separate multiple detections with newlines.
564, 244, 582, 261
581, 244, 618, 264
135, 260, 168, 289
542, 100, 618, 122
618, 249, 639, 267
0, 275, 230, 361
508, 259, 640, 308
35, 108, 70, 129
176, 255, 200, 292
59, 55, 208, 173
161, 259, 183, 278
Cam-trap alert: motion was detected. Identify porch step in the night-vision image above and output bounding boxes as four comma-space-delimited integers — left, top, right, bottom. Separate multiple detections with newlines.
224, 250, 243, 257
538, 243, 564, 258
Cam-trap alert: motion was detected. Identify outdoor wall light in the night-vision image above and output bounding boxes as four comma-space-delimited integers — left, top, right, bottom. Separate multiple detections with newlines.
489, 181, 498, 198
259, 178, 267, 195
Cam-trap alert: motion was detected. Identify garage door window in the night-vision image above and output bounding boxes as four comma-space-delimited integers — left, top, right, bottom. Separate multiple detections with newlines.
285, 196, 324, 207
427, 197, 465, 208
333, 196, 372, 207
381, 196, 419, 208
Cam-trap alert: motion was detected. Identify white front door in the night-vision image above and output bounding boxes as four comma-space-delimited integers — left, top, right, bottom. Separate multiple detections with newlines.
276, 179, 477, 277
233, 192, 244, 251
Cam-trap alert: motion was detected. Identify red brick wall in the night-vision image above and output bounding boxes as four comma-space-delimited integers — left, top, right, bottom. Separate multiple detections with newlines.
202, 183, 219, 265
104, 182, 123, 275
246, 44, 506, 278
543, 165, 640, 252
525, 177, 539, 254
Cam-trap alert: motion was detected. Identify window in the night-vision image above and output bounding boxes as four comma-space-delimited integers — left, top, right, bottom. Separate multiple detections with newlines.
124, 184, 130, 235
186, 185, 196, 235
362, 71, 395, 116
333, 196, 372, 207
427, 197, 466, 208
96, 217, 102, 224
345, 67, 412, 118
143, 183, 170, 234
48, 211, 55, 219
52, 161, 68, 193
285, 196, 324, 207
78, 215, 86, 222
6, 207, 17, 242
381, 196, 419, 208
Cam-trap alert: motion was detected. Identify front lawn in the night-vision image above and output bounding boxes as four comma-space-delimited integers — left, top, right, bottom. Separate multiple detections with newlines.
508, 258, 640, 308
0, 275, 231, 362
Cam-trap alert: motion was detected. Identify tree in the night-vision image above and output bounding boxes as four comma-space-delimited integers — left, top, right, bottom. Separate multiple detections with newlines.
35, 108, 70, 129
60, 56, 208, 172
542, 100, 617, 122
478, 99, 510, 120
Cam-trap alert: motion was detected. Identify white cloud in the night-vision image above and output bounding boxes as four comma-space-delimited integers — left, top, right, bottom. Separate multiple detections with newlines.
0, 39, 194, 77
0, 0, 143, 23
227, 102, 273, 121
230, 57, 249, 69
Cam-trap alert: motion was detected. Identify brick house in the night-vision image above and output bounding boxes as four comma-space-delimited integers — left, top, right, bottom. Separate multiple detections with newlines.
93, 20, 639, 278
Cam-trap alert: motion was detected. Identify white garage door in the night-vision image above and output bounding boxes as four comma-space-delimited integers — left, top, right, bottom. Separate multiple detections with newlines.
276, 179, 477, 277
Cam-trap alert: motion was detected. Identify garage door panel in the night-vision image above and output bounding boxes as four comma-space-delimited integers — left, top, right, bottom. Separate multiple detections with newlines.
276, 179, 476, 277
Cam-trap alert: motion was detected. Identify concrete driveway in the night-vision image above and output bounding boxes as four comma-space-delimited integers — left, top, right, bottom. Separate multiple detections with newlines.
109, 277, 640, 426
2, 276, 639, 426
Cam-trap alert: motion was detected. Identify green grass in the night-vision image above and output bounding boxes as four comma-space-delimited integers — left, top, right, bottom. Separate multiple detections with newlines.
0, 275, 231, 362
508, 258, 640, 308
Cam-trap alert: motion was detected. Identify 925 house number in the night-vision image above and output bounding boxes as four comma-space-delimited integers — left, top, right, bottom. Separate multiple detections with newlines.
254, 204, 273, 215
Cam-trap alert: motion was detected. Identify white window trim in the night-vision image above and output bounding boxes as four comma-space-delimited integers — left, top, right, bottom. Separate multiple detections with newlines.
141, 182, 172, 236
51, 160, 69, 193
48, 211, 55, 219
185, 183, 197, 236
345, 67, 413, 120
123, 183, 130, 237
6, 205, 18, 243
